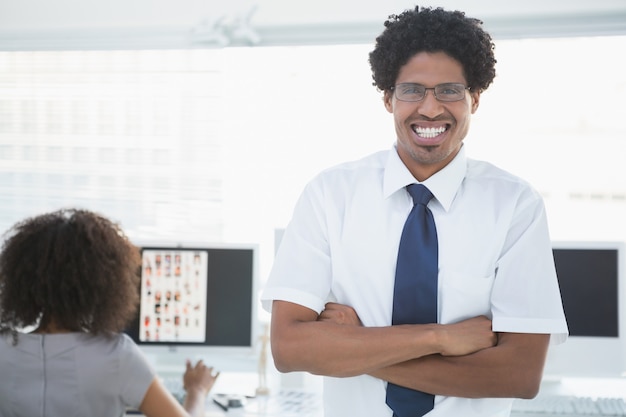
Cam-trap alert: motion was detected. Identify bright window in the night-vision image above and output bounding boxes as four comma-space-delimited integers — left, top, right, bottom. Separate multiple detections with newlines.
0, 36, 625, 281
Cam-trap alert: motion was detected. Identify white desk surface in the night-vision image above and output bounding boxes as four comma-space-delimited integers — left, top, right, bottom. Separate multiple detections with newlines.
126, 392, 323, 417
126, 370, 323, 417
127, 373, 626, 417
536, 376, 626, 398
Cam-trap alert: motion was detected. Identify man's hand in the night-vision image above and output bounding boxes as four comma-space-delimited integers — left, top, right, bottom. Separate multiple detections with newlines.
318, 302, 362, 326
436, 315, 497, 356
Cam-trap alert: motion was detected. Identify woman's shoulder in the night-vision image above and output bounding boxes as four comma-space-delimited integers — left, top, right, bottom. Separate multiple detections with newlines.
78, 332, 141, 353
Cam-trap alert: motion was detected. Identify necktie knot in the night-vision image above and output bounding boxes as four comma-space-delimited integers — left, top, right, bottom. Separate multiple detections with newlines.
407, 184, 433, 207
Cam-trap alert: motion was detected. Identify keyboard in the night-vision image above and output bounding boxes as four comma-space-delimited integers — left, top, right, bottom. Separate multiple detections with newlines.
161, 376, 186, 403
244, 389, 322, 417
512, 395, 626, 416
125, 377, 187, 414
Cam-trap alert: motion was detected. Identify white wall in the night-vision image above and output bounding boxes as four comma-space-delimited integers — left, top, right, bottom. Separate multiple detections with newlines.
1, 0, 626, 50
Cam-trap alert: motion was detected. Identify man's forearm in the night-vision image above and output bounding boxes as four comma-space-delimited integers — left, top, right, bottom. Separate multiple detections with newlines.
270, 301, 496, 378
272, 315, 444, 377
370, 333, 550, 399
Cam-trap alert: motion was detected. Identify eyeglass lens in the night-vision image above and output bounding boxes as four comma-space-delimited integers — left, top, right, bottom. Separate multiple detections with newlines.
394, 83, 467, 102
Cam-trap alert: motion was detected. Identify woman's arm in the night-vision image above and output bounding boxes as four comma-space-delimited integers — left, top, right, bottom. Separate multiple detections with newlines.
139, 378, 189, 417
139, 360, 219, 417
182, 360, 220, 417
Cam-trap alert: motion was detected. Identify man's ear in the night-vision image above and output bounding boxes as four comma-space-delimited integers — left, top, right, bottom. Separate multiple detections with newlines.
470, 90, 481, 114
383, 90, 394, 113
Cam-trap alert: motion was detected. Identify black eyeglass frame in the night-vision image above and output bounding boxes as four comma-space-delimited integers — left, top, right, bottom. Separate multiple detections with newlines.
390, 82, 471, 102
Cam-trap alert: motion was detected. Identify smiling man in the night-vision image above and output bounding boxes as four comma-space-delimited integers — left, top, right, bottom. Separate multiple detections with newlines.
261, 6, 567, 417
387, 51, 478, 182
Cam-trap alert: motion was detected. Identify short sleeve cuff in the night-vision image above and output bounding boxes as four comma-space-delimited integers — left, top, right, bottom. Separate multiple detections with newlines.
493, 317, 568, 345
261, 287, 327, 314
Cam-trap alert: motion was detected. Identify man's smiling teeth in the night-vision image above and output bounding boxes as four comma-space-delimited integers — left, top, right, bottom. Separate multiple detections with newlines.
413, 126, 446, 138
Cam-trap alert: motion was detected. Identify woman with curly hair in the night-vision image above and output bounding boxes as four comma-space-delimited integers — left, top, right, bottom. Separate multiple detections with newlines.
0, 208, 218, 417
262, 5, 567, 417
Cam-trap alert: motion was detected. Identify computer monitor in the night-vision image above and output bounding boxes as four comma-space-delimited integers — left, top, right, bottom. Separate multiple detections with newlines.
542, 241, 626, 379
125, 243, 259, 374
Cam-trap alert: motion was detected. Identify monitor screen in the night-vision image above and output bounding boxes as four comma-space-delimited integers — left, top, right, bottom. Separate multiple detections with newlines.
125, 243, 259, 372
542, 241, 625, 379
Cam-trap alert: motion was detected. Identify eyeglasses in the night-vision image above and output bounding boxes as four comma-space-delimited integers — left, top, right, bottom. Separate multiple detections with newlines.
391, 83, 469, 102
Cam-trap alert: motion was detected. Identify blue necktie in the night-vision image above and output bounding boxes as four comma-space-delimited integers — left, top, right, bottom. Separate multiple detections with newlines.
386, 183, 438, 417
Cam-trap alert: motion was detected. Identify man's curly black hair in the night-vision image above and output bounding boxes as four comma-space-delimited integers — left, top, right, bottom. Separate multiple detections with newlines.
369, 6, 496, 93
0, 208, 141, 340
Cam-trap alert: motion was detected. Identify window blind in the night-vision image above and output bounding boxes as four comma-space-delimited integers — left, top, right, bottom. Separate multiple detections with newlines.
0, 49, 226, 242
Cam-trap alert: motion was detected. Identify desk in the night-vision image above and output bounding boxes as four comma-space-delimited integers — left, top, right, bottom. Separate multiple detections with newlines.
509, 377, 626, 417
128, 374, 626, 417
126, 371, 323, 417
126, 391, 323, 417
536, 376, 626, 397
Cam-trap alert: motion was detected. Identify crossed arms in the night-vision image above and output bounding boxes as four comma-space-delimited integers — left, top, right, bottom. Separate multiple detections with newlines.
270, 300, 550, 399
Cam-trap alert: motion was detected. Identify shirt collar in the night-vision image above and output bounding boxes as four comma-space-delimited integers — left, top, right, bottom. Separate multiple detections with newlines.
383, 143, 467, 212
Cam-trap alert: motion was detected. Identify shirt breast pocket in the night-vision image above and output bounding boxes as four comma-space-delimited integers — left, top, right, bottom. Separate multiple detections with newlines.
439, 271, 495, 323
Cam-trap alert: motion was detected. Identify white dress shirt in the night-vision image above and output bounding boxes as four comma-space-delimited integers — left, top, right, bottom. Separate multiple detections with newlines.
261, 144, 568, 417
